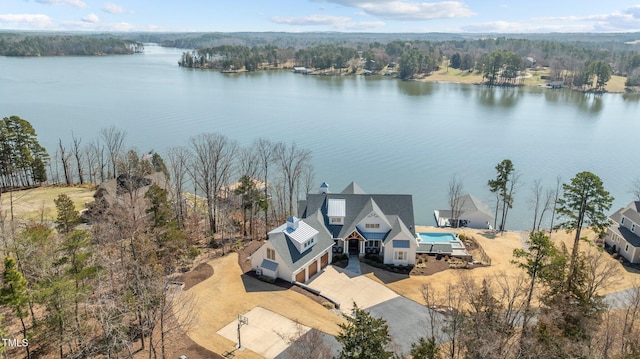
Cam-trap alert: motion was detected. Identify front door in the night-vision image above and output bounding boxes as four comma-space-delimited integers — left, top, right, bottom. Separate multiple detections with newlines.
348, 239, 359, 254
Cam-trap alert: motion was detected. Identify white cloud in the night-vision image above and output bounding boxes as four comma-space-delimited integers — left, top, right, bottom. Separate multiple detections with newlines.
271, 14, 385, 30
81, 13, 99, 23
320, 0, 474, 21
271, 15, 352, 26
0, 13, 53, 28
462, 5, 640, 33
60, 20, 134, 31
36, 0, 86, 8
103, 3, 132, 15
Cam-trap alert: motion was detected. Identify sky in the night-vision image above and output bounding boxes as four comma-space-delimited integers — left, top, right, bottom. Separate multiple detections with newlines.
1, 0, 640, 33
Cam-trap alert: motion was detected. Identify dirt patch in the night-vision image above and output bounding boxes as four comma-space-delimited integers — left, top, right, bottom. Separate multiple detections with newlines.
237, 240, 264, 273
178, 262, 214, 291
411, 254, 453, 275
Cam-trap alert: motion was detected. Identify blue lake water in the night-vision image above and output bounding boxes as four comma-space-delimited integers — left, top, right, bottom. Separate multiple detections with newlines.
1, 44, 639, 230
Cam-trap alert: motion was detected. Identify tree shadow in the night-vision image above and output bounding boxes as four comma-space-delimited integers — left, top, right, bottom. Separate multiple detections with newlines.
359, 262, 410, 284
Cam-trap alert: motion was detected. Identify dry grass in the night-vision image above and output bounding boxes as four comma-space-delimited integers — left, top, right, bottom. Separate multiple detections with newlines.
606, 75, 627, 93
174, 253, 345, 358
0, 186, 95, 222
421, 67, 484, 84
384, 226, 640, 306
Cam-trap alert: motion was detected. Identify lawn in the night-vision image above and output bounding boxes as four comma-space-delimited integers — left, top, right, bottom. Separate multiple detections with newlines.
0, 186, 95, 222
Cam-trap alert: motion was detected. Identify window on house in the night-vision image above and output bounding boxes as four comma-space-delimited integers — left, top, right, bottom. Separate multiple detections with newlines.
633, 224, 636, 232
622, 217, 625, 225
395, 251, 406, 261
626, 244, 629, 252
365, 223, 380, 229
331, 217, 342, 223
267, 248, 275, 260
365, 241, 380, 248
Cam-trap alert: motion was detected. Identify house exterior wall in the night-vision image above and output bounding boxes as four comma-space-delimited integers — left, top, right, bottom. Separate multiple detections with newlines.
461, 211, 492, 229
356, 213, 392, 234
382, 236, 416, 266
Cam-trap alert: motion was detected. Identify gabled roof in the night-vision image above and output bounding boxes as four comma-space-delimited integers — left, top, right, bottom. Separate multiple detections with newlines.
299, 190, 415, 239
384, 216, 415, 245
341, 181, 366, 194
340, 198, 392, 238
459, 194, 493, 218
622, 207, 640, 226
267, 211, 334, 273
609, 224, 640, 248
436, 194, 494, 220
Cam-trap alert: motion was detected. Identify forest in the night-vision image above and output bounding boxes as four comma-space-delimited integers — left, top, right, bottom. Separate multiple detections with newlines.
1, 116, 639, 358
0, 34, 143, 56
176, 36, 640, 88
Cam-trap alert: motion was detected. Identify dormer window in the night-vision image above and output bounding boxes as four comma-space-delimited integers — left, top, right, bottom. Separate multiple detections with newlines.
622, 217, 626, 225
328, 198, 346, 226
365, 223, 380, 229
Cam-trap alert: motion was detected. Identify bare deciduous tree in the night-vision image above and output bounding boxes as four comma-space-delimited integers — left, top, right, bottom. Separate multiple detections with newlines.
100, 126, 126, 179
274, 142, 311, 217
276, 322, 333, 359
254, 138, 275, 236
188, 133, 238, 234
167, 146, 189, 225
71, 132, 84, 184
58, 138, 72, 185
448, 175, 464, 228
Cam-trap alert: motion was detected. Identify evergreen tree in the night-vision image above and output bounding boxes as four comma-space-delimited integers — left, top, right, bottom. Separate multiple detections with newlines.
336, 303, 393, 359
54, 193, 80, 234
556, 171, 613, 292
410, 336, 440, 359
1, 257, 31, 358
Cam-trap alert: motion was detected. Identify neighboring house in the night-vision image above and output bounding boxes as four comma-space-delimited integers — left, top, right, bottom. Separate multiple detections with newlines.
605, 201, 640, 264
434, 194, 494, 229
251, 181, 419, 282
525, 56, 536, 68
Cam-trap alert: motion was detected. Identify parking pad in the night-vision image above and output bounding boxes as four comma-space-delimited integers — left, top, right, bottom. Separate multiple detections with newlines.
217, 306, 310, 359
307, 266, 399, 313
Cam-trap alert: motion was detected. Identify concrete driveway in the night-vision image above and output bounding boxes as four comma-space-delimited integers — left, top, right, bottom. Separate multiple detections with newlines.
307, 266, 398, 313
307, 265, 446, 355
217, 306, 311, 359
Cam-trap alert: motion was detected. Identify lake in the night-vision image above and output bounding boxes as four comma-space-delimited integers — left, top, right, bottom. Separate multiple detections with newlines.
2, 44, 639, 230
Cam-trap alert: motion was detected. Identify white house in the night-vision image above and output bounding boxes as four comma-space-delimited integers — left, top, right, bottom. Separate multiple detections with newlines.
605, 201, 640, 264
300, 182, 418, 266
434, 194, 494, 229
251, 212, 334, 283
251, 181, 419, 282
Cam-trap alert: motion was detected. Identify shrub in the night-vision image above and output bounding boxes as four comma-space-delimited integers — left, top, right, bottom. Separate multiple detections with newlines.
258, 275, 275, 283
323, 301, 336, 309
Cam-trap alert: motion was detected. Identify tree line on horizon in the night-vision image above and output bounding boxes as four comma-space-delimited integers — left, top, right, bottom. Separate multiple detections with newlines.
0, 35, 143, 56
177, 37, 640, 87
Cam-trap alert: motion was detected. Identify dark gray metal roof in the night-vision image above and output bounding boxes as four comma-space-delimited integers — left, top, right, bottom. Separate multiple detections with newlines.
416, 242, 453, 254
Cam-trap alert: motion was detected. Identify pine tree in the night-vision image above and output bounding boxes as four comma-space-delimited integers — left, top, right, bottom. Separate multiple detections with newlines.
336, 303, 393, 359
1, 256, 31, 358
